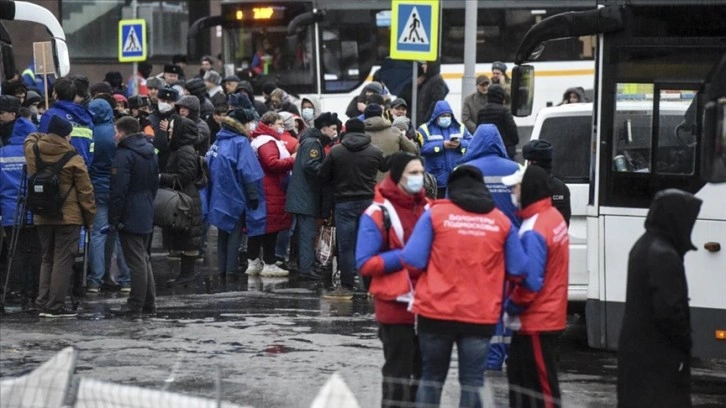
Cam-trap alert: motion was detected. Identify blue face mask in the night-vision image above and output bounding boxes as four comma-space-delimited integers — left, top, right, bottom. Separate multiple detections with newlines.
302, 108, 314, 121
437, 116, 452, 128
404, 174, 424, 194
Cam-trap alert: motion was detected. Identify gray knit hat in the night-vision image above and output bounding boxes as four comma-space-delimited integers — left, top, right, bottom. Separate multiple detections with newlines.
204, 70, 221, 86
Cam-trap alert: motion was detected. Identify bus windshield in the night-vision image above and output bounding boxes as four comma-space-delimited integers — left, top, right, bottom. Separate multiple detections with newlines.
221, 2, 314, 94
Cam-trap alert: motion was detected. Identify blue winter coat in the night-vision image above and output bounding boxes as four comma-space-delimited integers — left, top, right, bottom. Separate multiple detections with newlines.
39, 100, 95, 165
88, 99, 116, 205
459, 124, 522, 228
417, 100, 472, 188
110, 133, 159, 235
0, 118, 36, 227
205, 126, 265, 234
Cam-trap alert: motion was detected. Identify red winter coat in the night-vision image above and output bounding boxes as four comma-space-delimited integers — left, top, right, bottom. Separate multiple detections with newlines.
251, 122, 295, 233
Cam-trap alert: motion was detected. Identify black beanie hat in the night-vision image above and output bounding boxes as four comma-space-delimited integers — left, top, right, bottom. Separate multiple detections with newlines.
345, 118, 365, 134
164, 64, 182, 75
388, 152, 421, 184
521, 165, 552, 209
262, 81, 277, 95
228, 108, 256, 125
0, 95, 20, 113
90, 82, 113, 96
364, 103, 383, 119
184, 78, 206, 98
48, 115, 73, 138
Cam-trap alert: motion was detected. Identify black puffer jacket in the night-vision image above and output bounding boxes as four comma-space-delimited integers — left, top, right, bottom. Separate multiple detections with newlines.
617, 189, 702, 408
110, 133, 159, 234
319, 131, 385, 203
476, 85, 519, 156
159, 117, 203, 251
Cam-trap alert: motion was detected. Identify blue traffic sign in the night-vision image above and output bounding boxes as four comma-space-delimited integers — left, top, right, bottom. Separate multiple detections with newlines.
119, 19, 147, 62
390, 0, 440, 61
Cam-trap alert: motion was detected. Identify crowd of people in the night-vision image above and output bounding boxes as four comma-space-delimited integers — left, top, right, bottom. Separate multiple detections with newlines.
1, 56, 579, 408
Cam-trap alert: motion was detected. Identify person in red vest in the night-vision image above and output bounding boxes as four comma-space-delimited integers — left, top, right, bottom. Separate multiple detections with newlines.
501, 165, 569, 408
401, 165, 528, 408
356, 152, 429, 407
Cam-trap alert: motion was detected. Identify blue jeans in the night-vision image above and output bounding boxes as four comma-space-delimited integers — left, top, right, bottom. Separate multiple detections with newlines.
295, 214, 317, 274
217, 218, 243, 276
334, 199, 371, 288
89, 204, 130, 286
275, 228, 290, 260
417, 331, 490, 408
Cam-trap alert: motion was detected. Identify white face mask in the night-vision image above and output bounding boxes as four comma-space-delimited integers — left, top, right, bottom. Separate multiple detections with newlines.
511, 193, 520, 209
158, 102, 173, 113
404, 174, 424, 194
248, 122, 257, 132
302, 108, 314, 121
277, 127, 284, 135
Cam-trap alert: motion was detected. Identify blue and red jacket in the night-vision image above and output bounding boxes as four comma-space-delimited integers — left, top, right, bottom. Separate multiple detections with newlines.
39, 100, 95, 165
505, 198, 569, 332
401, 200, 528, 326
356, 177, 428, 325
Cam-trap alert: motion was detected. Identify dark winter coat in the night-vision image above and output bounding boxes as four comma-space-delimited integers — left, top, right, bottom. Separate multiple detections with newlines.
417, 61, 448, 126
159, 117, 203, 251
88, 99, 116, 205
617, 189, 702, 408
476, 85, 519, 157
110, 133, 159, 235
148, 109, 176, 172
285, 128, 329, 217
251, 122, 295, 234
319, 131, 385, 203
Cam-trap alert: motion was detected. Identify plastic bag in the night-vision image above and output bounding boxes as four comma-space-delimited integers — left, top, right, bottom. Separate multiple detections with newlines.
315, 224, 336, 267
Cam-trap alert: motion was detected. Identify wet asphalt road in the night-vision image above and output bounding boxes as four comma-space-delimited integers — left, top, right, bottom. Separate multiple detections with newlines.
1, 229, 725, 407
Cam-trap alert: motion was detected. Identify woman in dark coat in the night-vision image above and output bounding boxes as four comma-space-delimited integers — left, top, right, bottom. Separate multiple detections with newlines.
159, 116, 204, 285
617, 189, 702, 408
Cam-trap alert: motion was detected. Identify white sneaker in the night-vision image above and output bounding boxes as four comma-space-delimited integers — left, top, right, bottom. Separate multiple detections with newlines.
245, 258, 264, 276
261, 263, 290, 277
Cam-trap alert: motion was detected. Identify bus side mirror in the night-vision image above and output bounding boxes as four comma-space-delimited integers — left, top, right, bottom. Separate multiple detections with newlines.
701, 97, 726, 182
1, 43, 15, 80
511, 64, 535, 117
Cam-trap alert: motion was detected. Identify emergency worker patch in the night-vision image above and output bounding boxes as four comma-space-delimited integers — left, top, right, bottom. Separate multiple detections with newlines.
310, 149, 320, 158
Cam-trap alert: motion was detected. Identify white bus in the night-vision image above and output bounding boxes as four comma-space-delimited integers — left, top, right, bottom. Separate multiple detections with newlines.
510, 0, 726, 359
189, 0, 596, 135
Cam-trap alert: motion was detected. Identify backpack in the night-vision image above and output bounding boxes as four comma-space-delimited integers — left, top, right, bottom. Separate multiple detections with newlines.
27, 144, 76, 218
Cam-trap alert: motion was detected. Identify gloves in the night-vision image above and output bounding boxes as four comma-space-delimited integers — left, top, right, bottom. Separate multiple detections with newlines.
503, 312, 522, 331
249, 198, 259, 210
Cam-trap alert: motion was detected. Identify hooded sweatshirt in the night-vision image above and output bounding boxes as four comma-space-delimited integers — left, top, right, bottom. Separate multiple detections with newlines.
0, 117, 36, 226
300, 96, 321, 128
88, 99, 116, 203
319, 131, 386, 202
617, 189, 702, 408
459, 123, 521, 227
39, 100, 95, 165
110, 133, 159, 234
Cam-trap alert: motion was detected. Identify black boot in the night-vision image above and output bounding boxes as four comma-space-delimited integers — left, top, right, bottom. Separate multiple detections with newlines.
167, 255, 197, 286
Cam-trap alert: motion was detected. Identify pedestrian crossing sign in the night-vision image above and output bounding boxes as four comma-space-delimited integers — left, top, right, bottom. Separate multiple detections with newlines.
119, 19, 147, 62
390, 0, 440, 61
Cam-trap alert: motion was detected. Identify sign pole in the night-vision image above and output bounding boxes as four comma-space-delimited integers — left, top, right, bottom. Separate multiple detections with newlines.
132, 0, 139, 95
42, 43, 49, 110
411, 61, 418, 129
461, 0, 477, 115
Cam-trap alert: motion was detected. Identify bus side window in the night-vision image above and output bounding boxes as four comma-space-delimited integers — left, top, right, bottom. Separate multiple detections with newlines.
655, 89, 697, 175
612, 83, 654, 173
